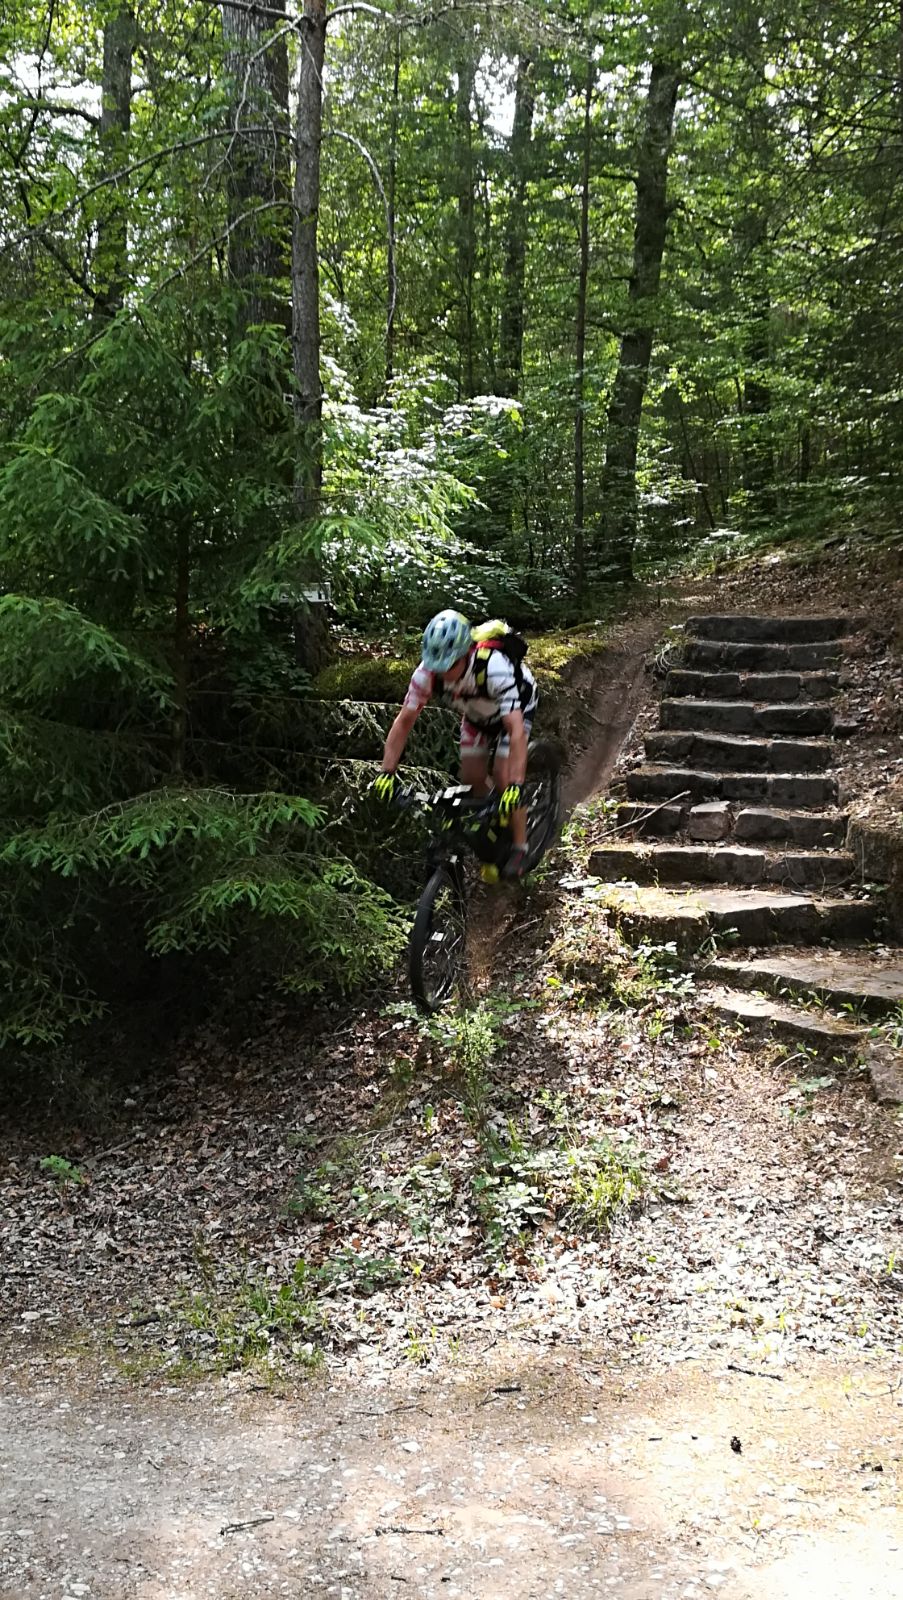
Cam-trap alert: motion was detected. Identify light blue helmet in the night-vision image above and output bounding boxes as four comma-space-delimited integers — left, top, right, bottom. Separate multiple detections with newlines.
422, 609, 472, 673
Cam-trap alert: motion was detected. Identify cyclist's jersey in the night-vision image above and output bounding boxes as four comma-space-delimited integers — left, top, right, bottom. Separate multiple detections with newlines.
403, 646, 538, 730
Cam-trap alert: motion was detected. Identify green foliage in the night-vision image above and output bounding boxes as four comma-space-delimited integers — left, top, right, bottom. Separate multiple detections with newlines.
39, 1154, 87, 1187
3, 0, 903, 1053
474, 1118, 646, 1247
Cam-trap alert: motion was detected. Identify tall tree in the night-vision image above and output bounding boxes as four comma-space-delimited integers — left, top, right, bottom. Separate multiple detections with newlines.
573, 55, 594, 590
385, 27, 402, 385
499, 53, 535, 397
221, 0, 291, 336
598, 22, 683, 580
293, 0, 328, 519
94, 4, 136, 318
454, 36, 478, 399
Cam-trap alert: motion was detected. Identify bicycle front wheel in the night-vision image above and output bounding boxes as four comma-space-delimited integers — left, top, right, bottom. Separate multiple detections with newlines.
522, 738, 563, 872
409, 866, 468, 1013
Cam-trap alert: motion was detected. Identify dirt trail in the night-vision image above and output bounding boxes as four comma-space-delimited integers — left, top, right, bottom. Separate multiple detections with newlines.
2, 589, 902, 1599
2, 1349, 901, 1599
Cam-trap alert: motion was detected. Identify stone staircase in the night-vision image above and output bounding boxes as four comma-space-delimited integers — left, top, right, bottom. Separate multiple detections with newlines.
588, 613, 903, 1098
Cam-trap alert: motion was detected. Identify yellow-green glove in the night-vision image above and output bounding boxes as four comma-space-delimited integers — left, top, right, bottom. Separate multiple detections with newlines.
371, 771, 398, 805
498, 782, 523, 826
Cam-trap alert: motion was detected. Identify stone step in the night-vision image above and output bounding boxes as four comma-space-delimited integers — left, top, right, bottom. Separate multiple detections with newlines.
601, 884, 878, 953
666, 669, 840, 702
626, 766, 840, 807
705, 951, 903, 1021
696, 984, 864, 1055
615, 801, 688, 836
645, 730, 833, 773
659, 699, 834, 737
615, 801, 848, 847
686, 614, 851, 644
733, 807, 848, 848
588, 843, 856, 890
685, 640, 842, 673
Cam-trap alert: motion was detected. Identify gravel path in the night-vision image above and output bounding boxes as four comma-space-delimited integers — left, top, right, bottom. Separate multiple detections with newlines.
1, 1347, 901, 1599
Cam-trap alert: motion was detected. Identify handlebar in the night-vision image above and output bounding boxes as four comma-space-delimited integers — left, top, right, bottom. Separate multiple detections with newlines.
395, 782, 500, 822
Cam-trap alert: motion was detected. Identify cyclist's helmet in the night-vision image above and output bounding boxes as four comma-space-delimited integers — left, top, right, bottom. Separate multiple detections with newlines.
422, 609, 472, 673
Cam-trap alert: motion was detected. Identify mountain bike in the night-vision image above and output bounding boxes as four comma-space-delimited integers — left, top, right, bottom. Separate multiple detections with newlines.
401, 739, 562, 1013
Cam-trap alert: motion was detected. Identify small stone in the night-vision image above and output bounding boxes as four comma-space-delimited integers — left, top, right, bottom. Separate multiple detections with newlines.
688, 802, 731, 841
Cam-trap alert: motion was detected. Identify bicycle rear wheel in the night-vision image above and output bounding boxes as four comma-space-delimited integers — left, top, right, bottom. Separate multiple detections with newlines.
409, 865, 468, 1012
521, 738, 563, 872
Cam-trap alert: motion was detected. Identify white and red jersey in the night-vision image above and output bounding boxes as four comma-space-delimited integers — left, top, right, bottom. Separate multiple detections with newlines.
403, 645, 538, 730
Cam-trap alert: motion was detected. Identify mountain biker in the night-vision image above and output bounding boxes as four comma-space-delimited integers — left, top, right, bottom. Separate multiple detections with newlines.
372, 610, 539, 880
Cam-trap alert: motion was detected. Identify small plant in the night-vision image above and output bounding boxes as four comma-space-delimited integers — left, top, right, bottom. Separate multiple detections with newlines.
175, 1249, 405, 1373
779, 1072, 836, 1120
875, 1004, 903, 1050
471, 1114, 645, 1250
39, 1154, 87, 1186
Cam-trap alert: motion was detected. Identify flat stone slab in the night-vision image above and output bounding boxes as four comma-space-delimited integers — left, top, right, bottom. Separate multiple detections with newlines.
660, 699, 833, 737
646, 731, 833, 773
599, 884, 877, 951
696, 984, 864, 1052
685, 641, 842, 673
615, 802, 687, 835
686, 614, 851, 644
707, 950, 903, 1019
588, 843, 854, 889
626, 766, 840, 808
666, 670, 840, 702
733, 807, 848, 848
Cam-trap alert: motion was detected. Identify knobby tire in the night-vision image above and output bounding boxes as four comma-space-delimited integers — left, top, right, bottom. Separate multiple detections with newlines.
409, 865, 468, 1013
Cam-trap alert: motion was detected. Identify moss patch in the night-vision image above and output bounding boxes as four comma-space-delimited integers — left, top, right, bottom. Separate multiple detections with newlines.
311, 627, 607, 706
311, 656, 417, 702
528, 626, 607, 684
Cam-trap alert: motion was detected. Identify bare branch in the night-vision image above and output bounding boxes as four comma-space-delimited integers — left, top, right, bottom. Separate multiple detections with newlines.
12, 94, 100, 127
47, 199, 297, 377
196, 0, 537, 35
206, 14, 297, 195
327, 129, 396, 352
147, 201, 293, 301
9, 126, 289, 252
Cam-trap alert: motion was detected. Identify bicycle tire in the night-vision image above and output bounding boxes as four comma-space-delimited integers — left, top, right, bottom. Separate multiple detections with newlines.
409, 865, 468, 1013
521, 738, 563, 872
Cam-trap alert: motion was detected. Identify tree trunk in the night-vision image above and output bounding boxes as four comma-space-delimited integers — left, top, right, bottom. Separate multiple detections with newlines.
172, 525, 191, 776
221, 1, 291, 336
573, 58, 594, 591
455, 47, 477, 399
899, 0, 903, 141
499, 55, 535, 398
599, 54, 681, 582
739, 210, 773, 511
385, 29, 401, 386
292, 0, 327, 522
94, 6, 136, 317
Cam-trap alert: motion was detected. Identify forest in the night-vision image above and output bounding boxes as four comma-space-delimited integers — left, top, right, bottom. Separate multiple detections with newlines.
1, 0, 902, 1050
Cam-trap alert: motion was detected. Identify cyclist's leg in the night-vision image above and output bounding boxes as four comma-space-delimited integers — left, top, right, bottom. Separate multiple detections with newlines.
492, 715, 534, 850
459, 720, 492, 795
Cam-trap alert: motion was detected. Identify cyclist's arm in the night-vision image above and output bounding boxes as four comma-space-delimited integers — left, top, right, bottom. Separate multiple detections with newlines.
381, 704, 421, 773
500, 708, 528, 784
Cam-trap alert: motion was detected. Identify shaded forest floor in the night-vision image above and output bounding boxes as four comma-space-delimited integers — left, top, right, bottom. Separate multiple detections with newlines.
1, 544, 902, 1598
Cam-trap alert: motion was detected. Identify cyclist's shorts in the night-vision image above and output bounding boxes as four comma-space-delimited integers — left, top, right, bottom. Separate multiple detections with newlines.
460, 711, 535, 762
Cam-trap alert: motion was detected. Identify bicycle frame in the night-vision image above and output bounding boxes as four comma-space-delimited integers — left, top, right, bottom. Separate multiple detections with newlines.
402, 783, 512, 874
